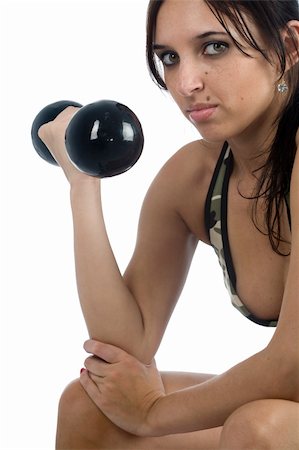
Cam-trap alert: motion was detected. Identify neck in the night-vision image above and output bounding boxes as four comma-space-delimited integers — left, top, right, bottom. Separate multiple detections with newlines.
228, 133, 271, 181
227, 100, 282, 181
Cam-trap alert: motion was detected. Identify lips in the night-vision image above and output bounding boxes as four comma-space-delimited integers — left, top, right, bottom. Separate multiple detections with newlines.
187, 104, 218, 123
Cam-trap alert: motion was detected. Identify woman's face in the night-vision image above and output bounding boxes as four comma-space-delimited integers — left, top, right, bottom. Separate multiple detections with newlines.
154, 0, 281, 143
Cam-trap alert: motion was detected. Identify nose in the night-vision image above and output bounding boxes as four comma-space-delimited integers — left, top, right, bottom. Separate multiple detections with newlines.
175, 59, 204, 97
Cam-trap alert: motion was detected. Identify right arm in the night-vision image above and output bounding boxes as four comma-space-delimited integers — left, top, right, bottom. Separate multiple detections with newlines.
70, 157, 198, 364
38, 108, 206, 363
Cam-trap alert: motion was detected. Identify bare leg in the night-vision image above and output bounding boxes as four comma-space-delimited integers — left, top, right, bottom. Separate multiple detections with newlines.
219, 399, 299, 449
56, 371, 222, 450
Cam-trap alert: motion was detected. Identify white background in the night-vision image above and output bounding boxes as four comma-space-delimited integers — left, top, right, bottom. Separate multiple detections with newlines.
1, 1, 274, 448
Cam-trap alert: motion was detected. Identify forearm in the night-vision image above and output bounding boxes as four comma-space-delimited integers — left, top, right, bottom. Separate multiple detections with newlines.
70, 179, 146, 360
149, 346, 297, 436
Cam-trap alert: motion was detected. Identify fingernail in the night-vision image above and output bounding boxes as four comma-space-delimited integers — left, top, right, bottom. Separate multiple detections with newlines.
80, 368, 86, 374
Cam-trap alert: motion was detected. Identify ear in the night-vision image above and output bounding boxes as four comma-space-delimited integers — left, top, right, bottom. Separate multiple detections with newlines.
282, 20, 299, 71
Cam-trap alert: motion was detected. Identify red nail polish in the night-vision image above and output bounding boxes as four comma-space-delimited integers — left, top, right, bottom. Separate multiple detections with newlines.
80, 368, 86, 374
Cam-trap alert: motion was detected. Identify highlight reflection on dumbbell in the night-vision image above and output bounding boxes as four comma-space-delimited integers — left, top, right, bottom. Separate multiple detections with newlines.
31, 100, 144, 178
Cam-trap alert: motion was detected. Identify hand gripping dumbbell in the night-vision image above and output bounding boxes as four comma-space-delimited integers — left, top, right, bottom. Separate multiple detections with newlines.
31, 100, 144, 178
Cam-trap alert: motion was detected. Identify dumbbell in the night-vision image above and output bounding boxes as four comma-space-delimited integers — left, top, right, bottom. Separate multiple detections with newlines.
31, 100, 144, 178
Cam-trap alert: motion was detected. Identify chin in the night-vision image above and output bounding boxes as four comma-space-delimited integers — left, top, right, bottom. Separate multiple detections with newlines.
194, 126, 229, 144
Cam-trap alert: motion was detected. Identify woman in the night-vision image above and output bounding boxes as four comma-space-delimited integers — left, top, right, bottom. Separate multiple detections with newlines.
39, 0, 299, 448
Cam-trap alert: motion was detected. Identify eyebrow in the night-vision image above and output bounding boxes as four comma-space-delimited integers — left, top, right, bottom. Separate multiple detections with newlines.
153, 31, 228, 50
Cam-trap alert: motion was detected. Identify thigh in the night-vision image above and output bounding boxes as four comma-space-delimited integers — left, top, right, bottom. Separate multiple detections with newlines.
56, 371, 222, 450
220, 399, 299, 449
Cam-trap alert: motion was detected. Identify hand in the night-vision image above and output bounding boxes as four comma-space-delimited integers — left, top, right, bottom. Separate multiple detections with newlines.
80, 340, 165, 437
38, 107, 94, 184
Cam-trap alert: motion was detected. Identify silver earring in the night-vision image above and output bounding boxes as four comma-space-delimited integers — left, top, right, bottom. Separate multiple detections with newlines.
277, 80, 288, 94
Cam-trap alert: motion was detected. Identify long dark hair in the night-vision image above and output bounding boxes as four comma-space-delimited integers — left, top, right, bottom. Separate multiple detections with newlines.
146, 0, 299, 255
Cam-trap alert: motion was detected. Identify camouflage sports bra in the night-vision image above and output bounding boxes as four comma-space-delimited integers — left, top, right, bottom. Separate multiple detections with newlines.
204, 142, 291, 327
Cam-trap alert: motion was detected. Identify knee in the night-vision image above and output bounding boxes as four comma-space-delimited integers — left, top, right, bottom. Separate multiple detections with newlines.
56, 378, 110, 448
219, 400, 277, 450
58, 378, 93, 424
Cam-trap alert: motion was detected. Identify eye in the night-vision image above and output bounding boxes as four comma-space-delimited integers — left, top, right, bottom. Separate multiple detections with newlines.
159, 51, 179, 66
203, 42, 228, 56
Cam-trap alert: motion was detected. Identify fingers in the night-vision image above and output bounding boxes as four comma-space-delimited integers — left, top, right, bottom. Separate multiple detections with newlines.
84, 340, 129, 364
37, 106, 79, 140
80, 369, 102, 404
53, 106, 80, 125
84, 355, 109, 377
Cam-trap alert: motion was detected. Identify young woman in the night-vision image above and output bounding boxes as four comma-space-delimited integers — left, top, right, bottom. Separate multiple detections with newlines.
39, 0, 299, 448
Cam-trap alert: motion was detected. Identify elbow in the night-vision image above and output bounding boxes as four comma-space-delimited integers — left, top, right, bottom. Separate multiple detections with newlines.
132, 328, 163, 365
134, 336, 160, 366
129, 312, 163, 365
86, 331, 156, 366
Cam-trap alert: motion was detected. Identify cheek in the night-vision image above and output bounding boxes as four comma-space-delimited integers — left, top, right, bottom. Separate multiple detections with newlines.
221, 63, 276, 113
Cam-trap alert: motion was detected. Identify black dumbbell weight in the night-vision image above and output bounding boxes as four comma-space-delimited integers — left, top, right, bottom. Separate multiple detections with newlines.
31, 100, 144, 177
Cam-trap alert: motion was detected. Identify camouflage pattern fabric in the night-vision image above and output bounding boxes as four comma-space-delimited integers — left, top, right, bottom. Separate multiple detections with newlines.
205, 143, 278, 327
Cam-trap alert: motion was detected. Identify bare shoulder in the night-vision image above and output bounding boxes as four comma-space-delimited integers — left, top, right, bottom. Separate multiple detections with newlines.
146, 139, 222, 242
162, 139, 220, 174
